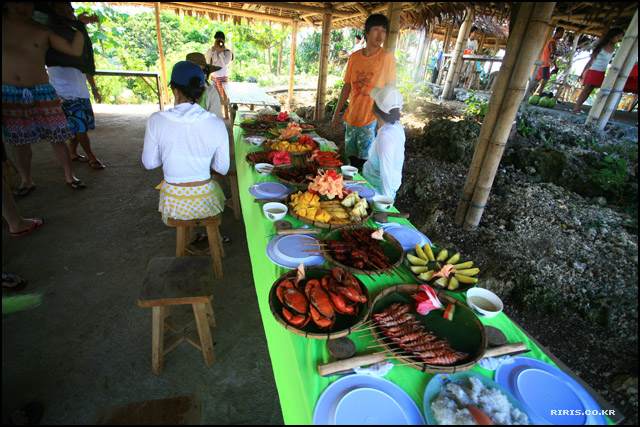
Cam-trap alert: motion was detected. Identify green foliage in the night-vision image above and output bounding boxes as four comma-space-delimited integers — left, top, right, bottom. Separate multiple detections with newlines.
517, 119, 536, 138
464, 90, 488, 120
589, 156, 628, 200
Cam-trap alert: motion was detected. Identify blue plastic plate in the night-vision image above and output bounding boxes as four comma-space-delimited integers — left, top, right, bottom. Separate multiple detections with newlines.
495, 357, 607, 425
423, 370, 530, 425
248, 182, 291, 199
313, 374, 425, 425
380, 224, 431, 252
345, 185, 377, 202
266, 235, 325, 269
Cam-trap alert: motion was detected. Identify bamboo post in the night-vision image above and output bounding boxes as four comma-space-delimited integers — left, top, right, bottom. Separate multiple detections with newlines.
421, 25, 435, 82
587, 8, 638, 127
442, 8, 474, 100
412, 29, 426, 81
443, 23, 453, 53
454, 2, 535, 226
462, 3, 557, 231
595, 37, 638, 129
384, 2, 402, 54
315, 6, 332, 121
288, 17, 299, 109
155, 2, 169, 108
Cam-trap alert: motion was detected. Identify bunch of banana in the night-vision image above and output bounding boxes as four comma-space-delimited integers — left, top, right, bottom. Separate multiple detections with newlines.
267, 128, 280, 137
406, 244, 479, 291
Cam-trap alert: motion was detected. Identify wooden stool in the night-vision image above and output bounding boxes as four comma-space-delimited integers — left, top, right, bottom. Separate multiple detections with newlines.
138, 257, 217, 375
166, 215, 224, 279
224, 168, 241, 221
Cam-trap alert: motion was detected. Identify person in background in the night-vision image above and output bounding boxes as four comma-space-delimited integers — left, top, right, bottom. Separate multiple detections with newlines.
2, 2, 87, 195
431, 46, 444, 84
340, 34, 364, 58
530, 27, 565, 96
186, 52, 222, 117
571, 28, 625, 115
142, 61, 229, 240
460, 26, 480, 85
362, 86, 405, 199
332, 14, 397, 167
48, 2, 105, 169
205, 30, 233, 116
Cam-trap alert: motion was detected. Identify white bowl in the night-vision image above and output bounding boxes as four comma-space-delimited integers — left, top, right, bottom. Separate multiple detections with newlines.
373, 195, 394, 211
466, 288, 504, 319
341, 165, 358, 178
247, 136, 266, 147
255, 163, 274, 176
263, 202, 288, 221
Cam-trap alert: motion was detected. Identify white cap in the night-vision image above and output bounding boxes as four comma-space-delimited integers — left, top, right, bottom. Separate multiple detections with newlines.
370, 86, 403, 114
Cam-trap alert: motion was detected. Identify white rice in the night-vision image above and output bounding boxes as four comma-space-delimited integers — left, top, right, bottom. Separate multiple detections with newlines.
431, 376, 530, 425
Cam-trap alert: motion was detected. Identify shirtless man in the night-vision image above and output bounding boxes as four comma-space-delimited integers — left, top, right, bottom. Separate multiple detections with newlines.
2, 2, 89, 196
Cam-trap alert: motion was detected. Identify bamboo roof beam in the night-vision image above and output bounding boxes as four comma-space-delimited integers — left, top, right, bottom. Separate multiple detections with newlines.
240, 2, 353, 17
288, 16, 299, 109
315, 5, 333, 120
170, 2, 294, 23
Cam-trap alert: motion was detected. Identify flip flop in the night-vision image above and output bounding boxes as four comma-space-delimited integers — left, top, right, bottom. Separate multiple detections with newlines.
571, 110, 586, 115
89, 159, 106, 169
190, 232, 209, 245
67, 179, 87, 190
12, 185, 36, 197
10, 218, 46, 237
2, 273, 28, 291
222, 235, 231, 244
71, 155, 89, 162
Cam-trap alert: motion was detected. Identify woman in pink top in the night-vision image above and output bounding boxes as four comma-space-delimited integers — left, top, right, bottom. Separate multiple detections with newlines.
571, 28, 624, 115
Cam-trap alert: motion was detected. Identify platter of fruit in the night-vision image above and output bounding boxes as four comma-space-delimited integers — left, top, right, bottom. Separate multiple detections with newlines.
405, 244, 479, 293
287, 171, 373, 228
310, 149, 345, 170
269, 265, 370, 339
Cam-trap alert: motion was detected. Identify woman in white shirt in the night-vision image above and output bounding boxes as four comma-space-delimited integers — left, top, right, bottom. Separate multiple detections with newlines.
362, 86, 405, 199
142, 61, 229, 228
206, 31, 234, 100
572, 28, 624, 115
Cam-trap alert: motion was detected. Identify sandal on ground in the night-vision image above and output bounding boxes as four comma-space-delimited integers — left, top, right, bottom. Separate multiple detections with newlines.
10, 401, 44, 425
71, 155, 89, 163
67, 180, 87, 190
2, 273, 28, 291
12, 185, 36, 198
89, 159, 106, 169
190, 232, 209, 245
222, 235, 231, 244
571, 110, 586, 115
10, 218, 46, 237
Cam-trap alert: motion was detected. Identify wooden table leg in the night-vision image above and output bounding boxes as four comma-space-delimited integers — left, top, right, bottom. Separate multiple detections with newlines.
192, 303, 216, 367
151, 306, 165, 375
204, 301, 216, 328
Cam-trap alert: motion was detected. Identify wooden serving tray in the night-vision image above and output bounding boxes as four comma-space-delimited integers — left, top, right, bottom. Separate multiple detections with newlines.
286, 193, 374, 230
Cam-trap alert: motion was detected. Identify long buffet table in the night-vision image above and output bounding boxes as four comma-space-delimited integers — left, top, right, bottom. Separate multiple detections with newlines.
231, 111, 619, 425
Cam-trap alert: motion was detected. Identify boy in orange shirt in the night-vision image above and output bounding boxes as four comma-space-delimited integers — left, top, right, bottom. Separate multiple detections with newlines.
332, 14, 397, 164
531, 27, 564, 96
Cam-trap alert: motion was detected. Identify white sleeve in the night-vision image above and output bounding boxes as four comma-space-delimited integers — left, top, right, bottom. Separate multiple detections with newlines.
376, 134, 396, 198
222, 49, 233, 65
210, 119, 230, 175
141, 115, 163, 170
205, 48, 214, 65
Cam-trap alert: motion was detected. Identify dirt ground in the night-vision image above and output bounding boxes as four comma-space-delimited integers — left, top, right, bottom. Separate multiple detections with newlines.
2, 104, 284, 424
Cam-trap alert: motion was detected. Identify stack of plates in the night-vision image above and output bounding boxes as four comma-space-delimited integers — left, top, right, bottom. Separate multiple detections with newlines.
495, 357, 607, 425
345, 185, 377, 203
249, 182, 292, 199
313, 375, 425, 425
266, 235, 325, 269
378, 223, 431, 252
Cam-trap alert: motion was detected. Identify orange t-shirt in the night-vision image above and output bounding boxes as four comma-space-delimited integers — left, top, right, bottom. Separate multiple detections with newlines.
343, 48, 397, 127
540, 38, 558, 67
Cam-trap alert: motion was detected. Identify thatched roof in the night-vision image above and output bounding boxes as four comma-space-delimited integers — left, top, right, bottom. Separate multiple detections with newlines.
105, 2, 636, 38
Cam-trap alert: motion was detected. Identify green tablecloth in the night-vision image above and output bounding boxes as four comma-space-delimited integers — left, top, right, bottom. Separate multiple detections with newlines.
231, 112, 608, 424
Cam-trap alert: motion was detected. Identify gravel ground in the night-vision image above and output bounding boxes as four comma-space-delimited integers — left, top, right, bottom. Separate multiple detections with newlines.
293, 94, 638, 424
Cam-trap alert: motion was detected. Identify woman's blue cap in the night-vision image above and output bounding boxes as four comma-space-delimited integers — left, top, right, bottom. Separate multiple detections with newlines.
170, 61, 205, 86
